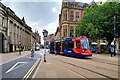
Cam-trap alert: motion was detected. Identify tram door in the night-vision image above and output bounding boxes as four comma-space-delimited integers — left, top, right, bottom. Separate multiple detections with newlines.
56, 42, 60, 54
60, 41, 64, 54
54, 42, 56, 54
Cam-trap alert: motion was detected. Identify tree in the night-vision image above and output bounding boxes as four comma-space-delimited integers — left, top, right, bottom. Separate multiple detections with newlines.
76, 2, 120, 50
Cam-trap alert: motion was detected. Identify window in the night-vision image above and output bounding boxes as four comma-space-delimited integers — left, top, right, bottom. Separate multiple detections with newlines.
76, 12, 80, 21
63, 26, 67, 37
2, 17, 6, 27
63, 10, 67, 21
76, 41, 80, 48
64, 41, 74, 49
70, 26, 74, 37
64, 41, 69, 49
56, 42, 60, 49
69, 41, 74, 48
80, 38, 89, 49
70, 11, 74, 21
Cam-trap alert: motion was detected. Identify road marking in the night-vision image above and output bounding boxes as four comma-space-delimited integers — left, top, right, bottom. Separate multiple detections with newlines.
0, 54, 29, 65
22, 58, 41, 80
32, 58, 42, 78
6, 62, 28, 73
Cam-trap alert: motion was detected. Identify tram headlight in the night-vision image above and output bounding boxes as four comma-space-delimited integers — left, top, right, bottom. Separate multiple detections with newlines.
82, 50, 84, 52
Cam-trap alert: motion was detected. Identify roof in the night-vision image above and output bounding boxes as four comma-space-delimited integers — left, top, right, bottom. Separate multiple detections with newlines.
78, 2, 85, 7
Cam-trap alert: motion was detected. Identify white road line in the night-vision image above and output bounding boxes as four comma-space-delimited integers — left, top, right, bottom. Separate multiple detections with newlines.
6, 62, 28, 73
0, 54, 29, 65
32, 58, 42, 78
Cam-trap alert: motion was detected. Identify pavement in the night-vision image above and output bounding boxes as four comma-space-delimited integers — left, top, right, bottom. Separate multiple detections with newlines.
33, 52, 119, 78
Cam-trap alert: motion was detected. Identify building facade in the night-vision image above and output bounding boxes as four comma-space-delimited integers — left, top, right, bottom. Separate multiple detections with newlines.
0, 2, 33, 53
0, 2, 8, 53
34, 31, 41, 50
56, 0, 95, 39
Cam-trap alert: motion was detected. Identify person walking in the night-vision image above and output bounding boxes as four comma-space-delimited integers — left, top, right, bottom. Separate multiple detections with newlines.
19, 47, 21, 55
31, 49, 34, 59
97, 47, 100, 54
110, 46, 114, 57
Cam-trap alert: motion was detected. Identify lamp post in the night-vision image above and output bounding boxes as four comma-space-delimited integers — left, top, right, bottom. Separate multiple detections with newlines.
42, 29, 48, 62
114, 15, 116, 56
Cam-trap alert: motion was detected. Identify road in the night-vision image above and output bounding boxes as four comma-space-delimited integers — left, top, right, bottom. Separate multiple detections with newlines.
1, 50, 42, 79
34, 52, 119, 79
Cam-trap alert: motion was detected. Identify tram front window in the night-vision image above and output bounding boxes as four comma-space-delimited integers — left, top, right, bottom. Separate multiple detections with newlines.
80, 38, 89, 49
76, 41, 80, 48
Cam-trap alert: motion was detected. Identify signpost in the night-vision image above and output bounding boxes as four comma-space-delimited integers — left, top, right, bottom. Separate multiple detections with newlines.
42, 29, 48, 62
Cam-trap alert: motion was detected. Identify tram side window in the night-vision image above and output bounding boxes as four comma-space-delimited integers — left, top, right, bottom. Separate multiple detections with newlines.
62, 42, 65, 50
76, 41, 80, 48
64, 41, 74, 49
69, 41, 74, 48
56, 42, 60, 49
51, 43, 54, 49
64, 41, 69, 49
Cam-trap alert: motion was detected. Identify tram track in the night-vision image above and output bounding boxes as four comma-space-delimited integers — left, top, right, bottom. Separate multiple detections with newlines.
54, 55, 118, 72
91, 58, 119, 66
50, 55, 117, 80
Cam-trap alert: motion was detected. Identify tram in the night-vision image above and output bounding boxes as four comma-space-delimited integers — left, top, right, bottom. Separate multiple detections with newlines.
50, 36, 92, 58
50, 41, 54, 54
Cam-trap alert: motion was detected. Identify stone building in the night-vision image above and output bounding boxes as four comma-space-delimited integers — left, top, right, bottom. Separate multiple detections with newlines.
0, 2, 32, 53
0, 2, 8, 53
55, 0, 95, 40
33, 31, 41, 50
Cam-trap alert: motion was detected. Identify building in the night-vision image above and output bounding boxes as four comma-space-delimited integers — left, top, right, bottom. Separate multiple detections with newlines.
34, 30, 41, 50
0, 2, 7, 53
0, 2, 33, 53
31, 32, 36, 50
47, 33, 54, 42
54, 0, 95, 40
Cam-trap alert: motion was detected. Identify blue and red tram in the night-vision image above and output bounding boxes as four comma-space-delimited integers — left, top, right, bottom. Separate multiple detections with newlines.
50, 36, 92, 58
50, 41, 54, 54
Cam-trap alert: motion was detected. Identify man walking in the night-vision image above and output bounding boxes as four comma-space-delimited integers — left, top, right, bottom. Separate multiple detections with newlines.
19, 47, 21, 55
31, 49, 34, 59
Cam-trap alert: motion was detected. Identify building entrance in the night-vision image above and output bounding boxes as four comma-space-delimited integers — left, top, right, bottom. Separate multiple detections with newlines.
0, 33, 4, 53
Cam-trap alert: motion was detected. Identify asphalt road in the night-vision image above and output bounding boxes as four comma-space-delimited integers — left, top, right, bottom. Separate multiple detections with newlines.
1, 50, 41, 79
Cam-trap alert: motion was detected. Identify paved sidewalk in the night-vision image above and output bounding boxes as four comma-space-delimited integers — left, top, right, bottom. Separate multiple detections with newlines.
33, 52, 119, 78
0, 51, 31, 64
33, 55, 82, 78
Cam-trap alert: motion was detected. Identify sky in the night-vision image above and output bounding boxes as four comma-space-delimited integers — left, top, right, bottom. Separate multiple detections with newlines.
1, 0, 101, 44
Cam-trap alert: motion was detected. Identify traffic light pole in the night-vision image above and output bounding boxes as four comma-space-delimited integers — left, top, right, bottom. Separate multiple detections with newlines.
44, 38, 46, 62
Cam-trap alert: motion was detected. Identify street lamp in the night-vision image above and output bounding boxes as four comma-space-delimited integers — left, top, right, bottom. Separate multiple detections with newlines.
42, 29, 48, 62
114, 15, 116, 56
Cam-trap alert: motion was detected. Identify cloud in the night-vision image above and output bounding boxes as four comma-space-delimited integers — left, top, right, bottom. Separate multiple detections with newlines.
52, 7, 57, 13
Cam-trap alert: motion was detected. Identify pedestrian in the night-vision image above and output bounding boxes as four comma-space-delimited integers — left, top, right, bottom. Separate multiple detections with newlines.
31, 49, 34, 59
110, 47, 114, 57
19, 47, 21, 55
97, 47, 100, 54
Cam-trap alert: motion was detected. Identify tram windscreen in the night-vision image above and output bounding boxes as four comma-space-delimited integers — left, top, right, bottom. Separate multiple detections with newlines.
80, 38, 89, 49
